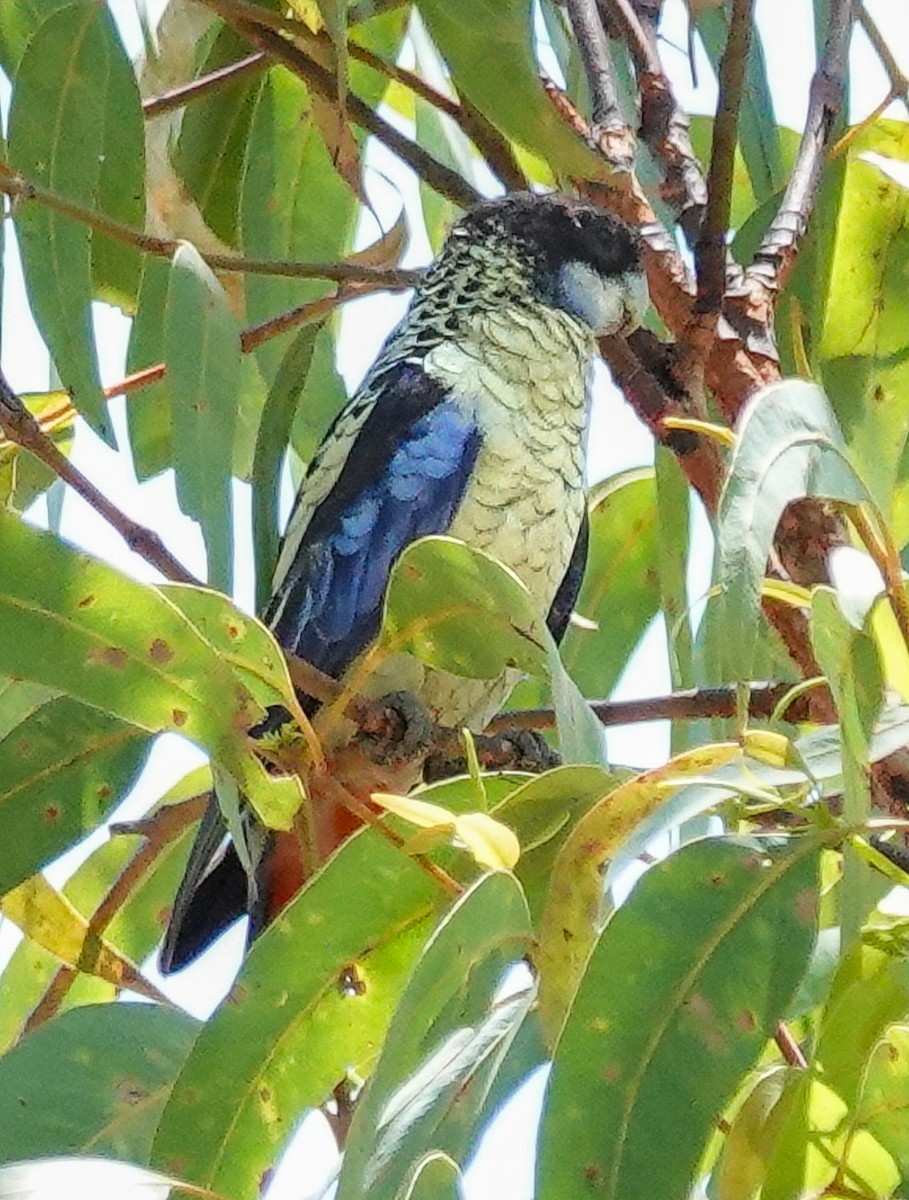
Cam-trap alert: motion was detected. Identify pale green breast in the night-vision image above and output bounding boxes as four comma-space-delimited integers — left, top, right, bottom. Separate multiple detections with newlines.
423, 303, 594, 611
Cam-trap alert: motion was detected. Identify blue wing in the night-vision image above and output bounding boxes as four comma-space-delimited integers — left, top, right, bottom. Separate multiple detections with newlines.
265, 363, 482, 680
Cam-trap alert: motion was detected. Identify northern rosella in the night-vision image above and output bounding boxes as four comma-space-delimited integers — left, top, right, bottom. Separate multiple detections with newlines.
160, 192, 647, 973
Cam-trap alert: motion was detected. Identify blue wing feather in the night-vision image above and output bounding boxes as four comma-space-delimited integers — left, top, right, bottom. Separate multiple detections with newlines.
267, 368, 481, 681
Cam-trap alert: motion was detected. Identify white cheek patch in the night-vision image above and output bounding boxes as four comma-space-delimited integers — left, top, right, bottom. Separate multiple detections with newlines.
556, 260, 649, 335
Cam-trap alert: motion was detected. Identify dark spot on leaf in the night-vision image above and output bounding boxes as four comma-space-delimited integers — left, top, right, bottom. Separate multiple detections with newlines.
226, 623, 241, 640
603, 1062, 621, 1083
97, 785, 111, 801
116, 1080, 145, 1105
88, 646, 128, 669
404, 563, 421, 580
44, 805, 61, 824
78, 594, 96, 608
339, 965, 366, 996
709, 873, 726, 885
796, 887, 816, 924
562, 927, 574, 942
735, 1009, 757, 1032
172, 709, 188, 727
149, 638, 174, 664
585, 1166, 603, 1184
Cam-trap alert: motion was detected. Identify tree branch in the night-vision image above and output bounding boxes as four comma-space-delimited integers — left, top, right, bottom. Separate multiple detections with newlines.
143, 52, 268, 118
485, 681, 814, 735
857, 5, 909, 114
0, 168, 422, 288
0, 369, 200, 585
565, 0, 633, 168
601, 0, 707, 237
750, 0, 855, 288
695, 0, 754, 315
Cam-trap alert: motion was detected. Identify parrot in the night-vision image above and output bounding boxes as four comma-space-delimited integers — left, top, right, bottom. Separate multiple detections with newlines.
159, 191, 648, 974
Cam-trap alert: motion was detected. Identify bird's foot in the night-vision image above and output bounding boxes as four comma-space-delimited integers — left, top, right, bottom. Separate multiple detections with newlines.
352, 690, 435, 765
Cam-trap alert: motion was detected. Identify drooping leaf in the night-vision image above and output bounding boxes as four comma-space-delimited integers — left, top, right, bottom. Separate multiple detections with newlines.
164, 242, 240, 593
151, 829, 439, 1197
858, 1024, 909, 1176
0, 1005, 199, 1163
125, 248, 174, 483
536, 743, 742, 1044
819, 122, 909, 544
251, 321, 324, 610
0, 876, 162, 1000
717, 378, 867, 679
338, 874, 532, 1200
418, 0, 607, 180
0, 696, 150, 895
537, 837, 820, 1200
8, 2, 132, 438
0, 512, 301, 830
0, 768, 208, 1055
561, 469, 662, 701
173, 28, 264, 247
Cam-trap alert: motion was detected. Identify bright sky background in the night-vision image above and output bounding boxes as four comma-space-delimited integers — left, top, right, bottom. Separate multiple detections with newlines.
0, 1, 906, 1196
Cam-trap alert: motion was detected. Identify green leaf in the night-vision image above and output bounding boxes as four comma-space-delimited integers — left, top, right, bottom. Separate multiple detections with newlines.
383, 537, 604, 762
338, 874, 532, 1200
165, 242, 240, 593
561, 469, 662, 701
91, 13, 145, 311
0, 696, 150, 895
125, 256, 173, 481
241, 68, 356, 385
151, 829, 439, 1196
537, 837, 820, 1200
819, 123, 909, 544
810, 587, 884, 942
251, 321, 323, 610
0, 769, 207, 1055
0, 512, 300, 829
397, 1153, 464, 1200
713, 1067, 791, 1200
858, 1024, 909, 1176
8, 2, 125, 438
418, 0, 607, 180
717, 378, 867, 679
173, 29, 264, 247
0, 0, 71, 77
492, 764, 627, 922
536, 743, 742, 1045
0, 1005, 199, 1163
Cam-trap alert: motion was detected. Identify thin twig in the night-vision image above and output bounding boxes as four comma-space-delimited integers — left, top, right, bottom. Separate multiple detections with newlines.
0, 368, 200, 585
143, 52, 268, 118
696, 0, 754, 314
565, 0, 630, 163
857, 5, 909, 113
750, 0, 855, 288
774, 1021, 808, 1068
197, 0, 481, 210
485, 681, 814, 734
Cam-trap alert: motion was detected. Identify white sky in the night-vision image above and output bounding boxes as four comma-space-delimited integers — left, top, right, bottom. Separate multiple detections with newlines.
0, 2, 907, 1197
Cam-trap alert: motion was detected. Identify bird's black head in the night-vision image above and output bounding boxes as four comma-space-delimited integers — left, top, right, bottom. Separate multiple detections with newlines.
446, 192, 648, 336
